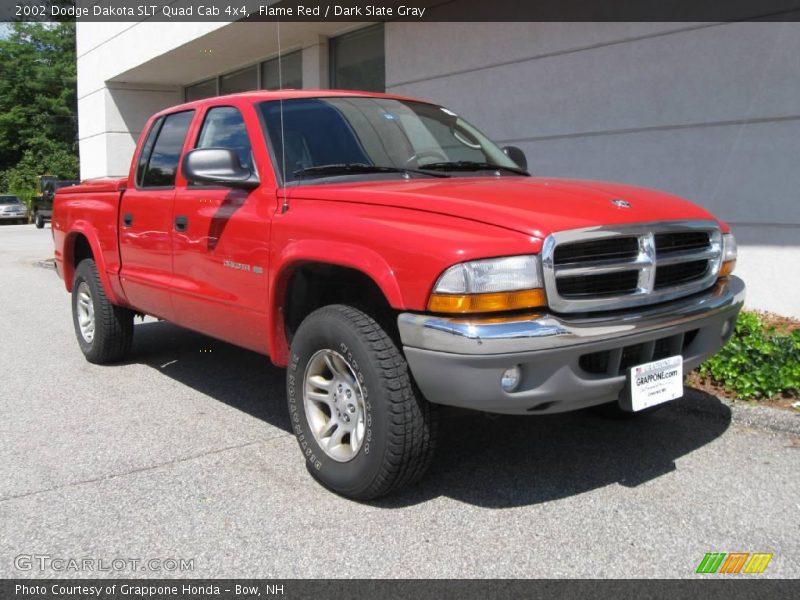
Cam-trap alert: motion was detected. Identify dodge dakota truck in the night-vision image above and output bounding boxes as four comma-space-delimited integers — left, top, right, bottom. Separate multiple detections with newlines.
53, 90, 745, 499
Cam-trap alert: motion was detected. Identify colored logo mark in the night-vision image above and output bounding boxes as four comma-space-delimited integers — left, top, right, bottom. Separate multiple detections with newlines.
696, 552, 773, 574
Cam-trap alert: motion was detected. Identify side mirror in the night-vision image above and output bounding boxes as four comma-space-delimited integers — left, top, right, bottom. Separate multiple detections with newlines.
182, 148, 259, 189
502, 146, 528, 171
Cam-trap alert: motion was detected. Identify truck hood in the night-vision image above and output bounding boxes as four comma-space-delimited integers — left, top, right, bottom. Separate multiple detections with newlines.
289, 177, 721, 239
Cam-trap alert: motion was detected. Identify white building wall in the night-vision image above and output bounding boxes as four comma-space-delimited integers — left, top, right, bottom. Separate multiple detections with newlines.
76, 20, 800, 317
76, 21, 227, 178
386, 22, 800, 318
76, 21, 354, 179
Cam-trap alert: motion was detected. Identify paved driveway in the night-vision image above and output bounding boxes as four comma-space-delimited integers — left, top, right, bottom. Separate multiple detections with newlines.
0, 224, 797, 578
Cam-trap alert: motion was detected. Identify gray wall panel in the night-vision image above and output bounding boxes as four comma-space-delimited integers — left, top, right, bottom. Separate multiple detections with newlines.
502, 120, 800, 228
387, 21, 800, 315
390, 23, 800, 141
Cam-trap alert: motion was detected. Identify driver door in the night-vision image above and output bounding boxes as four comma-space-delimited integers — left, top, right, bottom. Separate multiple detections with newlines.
170, 104, 271, 353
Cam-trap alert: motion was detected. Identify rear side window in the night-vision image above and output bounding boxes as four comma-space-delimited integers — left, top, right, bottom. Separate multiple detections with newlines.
135, 117, 163, 186
139, 111, 194, 187
196, 106, 253, 170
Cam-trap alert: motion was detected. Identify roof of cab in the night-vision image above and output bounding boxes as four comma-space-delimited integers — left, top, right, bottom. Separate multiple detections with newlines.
155, 89, 429, 118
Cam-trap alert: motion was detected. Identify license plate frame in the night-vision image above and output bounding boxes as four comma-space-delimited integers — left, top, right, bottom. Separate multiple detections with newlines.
625, 355, 684, 412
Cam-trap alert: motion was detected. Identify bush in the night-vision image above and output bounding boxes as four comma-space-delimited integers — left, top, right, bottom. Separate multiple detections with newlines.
697, 311, 800, 400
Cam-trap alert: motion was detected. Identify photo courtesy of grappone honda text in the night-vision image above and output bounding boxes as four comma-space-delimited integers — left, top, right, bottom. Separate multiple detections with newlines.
52, 90, 745, 499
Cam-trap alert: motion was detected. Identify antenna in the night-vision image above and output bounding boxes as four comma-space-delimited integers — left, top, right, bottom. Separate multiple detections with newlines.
277, 17, 289, 214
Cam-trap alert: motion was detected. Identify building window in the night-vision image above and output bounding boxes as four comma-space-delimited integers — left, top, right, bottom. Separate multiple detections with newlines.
261, 51, 303, 90
220, 65, 257, 95
185, 78, 216, 102
330, 24, 385, 92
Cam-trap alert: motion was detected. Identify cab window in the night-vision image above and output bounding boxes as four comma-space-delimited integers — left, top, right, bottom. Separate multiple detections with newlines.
195, 106, 253, 171
139, 110, 194, 188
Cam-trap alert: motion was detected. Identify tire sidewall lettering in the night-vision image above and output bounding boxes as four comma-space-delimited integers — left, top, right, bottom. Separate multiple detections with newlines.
290, 333, 374, 472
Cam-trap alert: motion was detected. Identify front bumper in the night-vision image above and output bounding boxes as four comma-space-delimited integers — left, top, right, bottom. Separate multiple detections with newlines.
0, 212, 27, 220
398, 276, 745, 414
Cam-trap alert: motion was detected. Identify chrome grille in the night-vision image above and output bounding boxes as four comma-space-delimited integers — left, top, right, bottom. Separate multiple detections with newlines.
542, 220, 722, 313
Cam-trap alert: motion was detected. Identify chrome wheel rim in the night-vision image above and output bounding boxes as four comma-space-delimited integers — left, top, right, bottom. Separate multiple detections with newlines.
76, 281, 95, 343
303, 349, 366, 462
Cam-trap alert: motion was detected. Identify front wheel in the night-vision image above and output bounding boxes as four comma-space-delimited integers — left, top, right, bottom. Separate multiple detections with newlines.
72, 259, 134, 364
287, 305, 437, 500
34, 213, 45, 228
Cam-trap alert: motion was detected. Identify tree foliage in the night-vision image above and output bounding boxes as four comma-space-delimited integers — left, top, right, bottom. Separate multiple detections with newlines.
0, 21, 78, 201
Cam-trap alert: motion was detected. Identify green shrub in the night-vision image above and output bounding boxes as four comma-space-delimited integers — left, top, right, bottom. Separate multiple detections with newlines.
697, 311, 800, 400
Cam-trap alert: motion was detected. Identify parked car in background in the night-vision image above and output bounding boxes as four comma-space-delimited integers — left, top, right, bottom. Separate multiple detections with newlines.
31, 176, 78, 228
0, 195, 28, 224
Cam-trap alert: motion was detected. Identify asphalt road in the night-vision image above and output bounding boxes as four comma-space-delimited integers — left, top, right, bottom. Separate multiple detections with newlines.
0, 223, 798, 579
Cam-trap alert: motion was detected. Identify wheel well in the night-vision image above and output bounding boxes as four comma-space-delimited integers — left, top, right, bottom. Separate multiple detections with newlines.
283, 263, 399, 345
64, 233, 94, 289
73, 234, 93, 268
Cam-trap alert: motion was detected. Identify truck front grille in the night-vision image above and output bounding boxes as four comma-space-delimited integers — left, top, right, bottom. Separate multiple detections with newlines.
578, 329, 699, 376
542, 221, 722, 313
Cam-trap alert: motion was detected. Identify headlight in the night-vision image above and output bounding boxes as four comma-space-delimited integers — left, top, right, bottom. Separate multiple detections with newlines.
428, 255, 546, 313
720, 233, 737, 277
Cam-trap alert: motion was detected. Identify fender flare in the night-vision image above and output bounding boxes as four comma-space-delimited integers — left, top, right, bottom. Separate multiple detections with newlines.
62, 222, 125, 305
267, 239, 406, 366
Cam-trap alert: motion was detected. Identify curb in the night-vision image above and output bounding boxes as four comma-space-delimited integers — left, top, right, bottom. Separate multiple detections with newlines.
725, 400, 800, 436
681, 387, 800, 436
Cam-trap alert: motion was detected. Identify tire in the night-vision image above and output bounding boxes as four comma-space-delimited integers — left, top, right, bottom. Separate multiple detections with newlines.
71, 259, 134, 364
34, 213, 44, 228
287, 304, 437, 500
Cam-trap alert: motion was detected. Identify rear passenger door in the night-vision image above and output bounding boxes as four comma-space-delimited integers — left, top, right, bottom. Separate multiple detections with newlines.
171, 105, 271, 353
119, 110, 194, 321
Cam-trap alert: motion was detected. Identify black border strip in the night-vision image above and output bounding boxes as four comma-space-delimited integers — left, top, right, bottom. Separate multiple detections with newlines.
2, 579, 798, 600
3, 0, 800, 23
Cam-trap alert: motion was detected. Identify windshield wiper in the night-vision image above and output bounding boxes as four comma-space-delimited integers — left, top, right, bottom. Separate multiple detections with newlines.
417, 161, 529, 175
293, 163, 449, 179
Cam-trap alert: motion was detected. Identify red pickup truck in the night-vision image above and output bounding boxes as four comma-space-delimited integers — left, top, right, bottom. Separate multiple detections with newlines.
53, 90, 744, 499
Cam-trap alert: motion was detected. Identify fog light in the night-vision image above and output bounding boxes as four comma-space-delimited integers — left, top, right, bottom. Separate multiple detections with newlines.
501, 366, 522, 393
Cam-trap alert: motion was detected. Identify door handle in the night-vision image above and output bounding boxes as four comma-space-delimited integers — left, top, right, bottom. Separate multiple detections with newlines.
123, 213, 133, 227
174, 215, 189, 232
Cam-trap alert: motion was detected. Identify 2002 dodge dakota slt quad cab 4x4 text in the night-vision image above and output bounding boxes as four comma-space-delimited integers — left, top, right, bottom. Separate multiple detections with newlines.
53, 90, 745, 499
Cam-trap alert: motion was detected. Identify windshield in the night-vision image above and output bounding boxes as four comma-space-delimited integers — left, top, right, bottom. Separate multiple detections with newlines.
0, 196, 20, 204
258, 97, 523, 184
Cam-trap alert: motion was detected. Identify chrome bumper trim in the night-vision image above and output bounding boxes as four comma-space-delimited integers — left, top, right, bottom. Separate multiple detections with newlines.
398, 276, 745, 355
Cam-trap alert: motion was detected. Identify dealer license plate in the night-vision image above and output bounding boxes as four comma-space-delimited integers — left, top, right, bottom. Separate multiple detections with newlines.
629, 355, 683, 411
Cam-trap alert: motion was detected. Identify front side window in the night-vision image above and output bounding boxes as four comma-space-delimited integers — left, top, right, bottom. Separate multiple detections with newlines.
140, 111, 194, 188
195, 106, 253, 171
258, 97, 521, 184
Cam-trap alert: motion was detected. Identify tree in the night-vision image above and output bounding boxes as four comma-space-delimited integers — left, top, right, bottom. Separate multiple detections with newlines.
0, 21, 78, 200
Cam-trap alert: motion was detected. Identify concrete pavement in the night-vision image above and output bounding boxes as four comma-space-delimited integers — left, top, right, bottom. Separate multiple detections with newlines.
0, 223, 797, 578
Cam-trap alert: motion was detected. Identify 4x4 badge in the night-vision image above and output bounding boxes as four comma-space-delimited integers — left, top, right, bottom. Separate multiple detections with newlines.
610, 198, 631, 208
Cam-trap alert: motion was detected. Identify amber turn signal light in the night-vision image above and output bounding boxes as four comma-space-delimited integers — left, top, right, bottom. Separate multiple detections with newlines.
428, 289, 546, 314
719, 259, 736, 277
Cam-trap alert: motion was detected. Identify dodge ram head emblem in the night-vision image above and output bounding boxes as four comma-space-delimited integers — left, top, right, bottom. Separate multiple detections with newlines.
610, 198, 632, 208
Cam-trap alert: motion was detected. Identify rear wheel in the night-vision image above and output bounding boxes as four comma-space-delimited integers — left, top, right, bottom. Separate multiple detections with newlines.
71, 259, 134, 364
34, 213, 44, 228
287, 304, 437, 500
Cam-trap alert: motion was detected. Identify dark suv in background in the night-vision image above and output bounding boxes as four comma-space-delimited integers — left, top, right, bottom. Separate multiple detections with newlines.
31, 177, 78, 228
